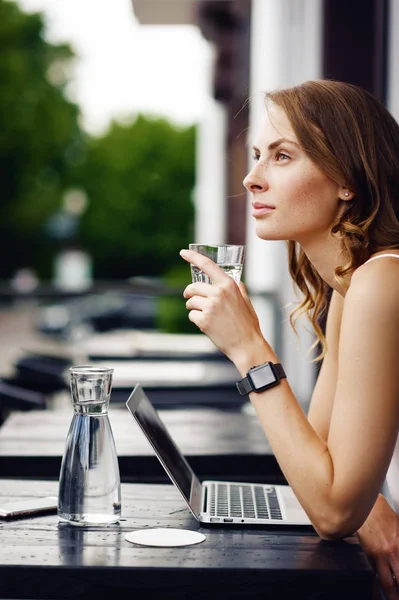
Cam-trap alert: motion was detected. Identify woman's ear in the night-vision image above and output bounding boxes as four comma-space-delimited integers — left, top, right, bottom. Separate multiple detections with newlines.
339, 187, 354, 201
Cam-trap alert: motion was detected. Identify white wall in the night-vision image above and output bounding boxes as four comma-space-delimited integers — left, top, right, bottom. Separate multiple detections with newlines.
246, 0, 323, 406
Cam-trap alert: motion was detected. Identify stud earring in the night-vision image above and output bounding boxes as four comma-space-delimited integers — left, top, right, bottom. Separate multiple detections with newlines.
344, 192, 350, 197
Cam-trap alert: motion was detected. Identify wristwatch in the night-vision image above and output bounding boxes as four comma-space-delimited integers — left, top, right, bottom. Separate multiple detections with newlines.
236, 362, 287, 396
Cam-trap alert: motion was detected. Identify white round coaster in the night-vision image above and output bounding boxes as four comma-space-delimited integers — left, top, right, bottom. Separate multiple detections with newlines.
125, 528, 206, 547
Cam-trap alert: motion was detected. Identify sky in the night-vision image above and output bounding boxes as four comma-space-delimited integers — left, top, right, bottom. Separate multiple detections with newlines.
17, 0, 210, 134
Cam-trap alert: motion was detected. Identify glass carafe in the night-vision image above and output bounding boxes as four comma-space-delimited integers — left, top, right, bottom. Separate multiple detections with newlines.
58, 366, 121, 526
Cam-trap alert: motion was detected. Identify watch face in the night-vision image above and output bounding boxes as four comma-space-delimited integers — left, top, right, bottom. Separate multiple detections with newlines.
249, 363, 277, 389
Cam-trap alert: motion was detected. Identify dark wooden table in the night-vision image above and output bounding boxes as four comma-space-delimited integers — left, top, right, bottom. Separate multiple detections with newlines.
0, 307, 242, 408
104, 359, 242, 407
0, 479, 375, 600
11, 353, 244, 407
0, 406, 284, 483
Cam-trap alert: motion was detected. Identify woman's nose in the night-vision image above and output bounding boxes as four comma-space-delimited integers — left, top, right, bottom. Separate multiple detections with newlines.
243, 167, 268, 193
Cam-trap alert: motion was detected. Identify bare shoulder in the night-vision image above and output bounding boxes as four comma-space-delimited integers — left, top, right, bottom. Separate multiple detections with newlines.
346, 256, 399, 315
338, 257, 399, 371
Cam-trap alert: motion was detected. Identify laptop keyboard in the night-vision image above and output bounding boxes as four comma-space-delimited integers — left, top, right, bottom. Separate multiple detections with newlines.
209, 483, 283, 520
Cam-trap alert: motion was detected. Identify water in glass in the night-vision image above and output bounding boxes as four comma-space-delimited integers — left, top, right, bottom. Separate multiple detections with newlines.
191, 263, 243, 284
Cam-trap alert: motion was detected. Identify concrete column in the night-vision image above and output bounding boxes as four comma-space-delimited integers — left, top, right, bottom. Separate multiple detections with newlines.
246, 0, 322, 405
194, 42, 227, 244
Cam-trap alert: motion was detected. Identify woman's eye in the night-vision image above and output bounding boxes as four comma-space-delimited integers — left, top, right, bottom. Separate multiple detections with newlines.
275, 151, 290, 161
252, 153, 260, 162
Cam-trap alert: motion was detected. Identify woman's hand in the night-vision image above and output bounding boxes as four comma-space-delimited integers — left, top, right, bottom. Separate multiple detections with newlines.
180, 249, 273, 369
356, 494, 399, 599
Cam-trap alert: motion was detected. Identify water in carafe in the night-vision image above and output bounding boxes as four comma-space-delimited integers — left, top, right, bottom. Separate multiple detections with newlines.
58, 366, 121, 526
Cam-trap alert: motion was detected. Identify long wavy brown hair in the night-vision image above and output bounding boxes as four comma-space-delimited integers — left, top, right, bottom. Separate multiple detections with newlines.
265, 80, 399, 359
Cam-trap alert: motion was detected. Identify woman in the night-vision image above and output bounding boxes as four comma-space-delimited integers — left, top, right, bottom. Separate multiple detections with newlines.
180, 80, 399, 599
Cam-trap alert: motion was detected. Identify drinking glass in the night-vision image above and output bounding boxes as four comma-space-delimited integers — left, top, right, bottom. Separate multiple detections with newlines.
189, 244, 245, 284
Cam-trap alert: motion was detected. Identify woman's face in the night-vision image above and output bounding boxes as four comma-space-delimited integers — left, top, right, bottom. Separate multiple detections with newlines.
243, 104, 346, 245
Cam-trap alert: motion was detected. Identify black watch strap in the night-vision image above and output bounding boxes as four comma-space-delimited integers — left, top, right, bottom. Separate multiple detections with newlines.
236, 362, 286, 396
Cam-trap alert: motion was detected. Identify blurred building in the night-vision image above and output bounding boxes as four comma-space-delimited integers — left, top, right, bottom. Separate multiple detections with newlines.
132, 0, 395, 406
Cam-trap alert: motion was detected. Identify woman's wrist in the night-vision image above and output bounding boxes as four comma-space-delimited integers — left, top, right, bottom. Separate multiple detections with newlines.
231, 339, 279, 377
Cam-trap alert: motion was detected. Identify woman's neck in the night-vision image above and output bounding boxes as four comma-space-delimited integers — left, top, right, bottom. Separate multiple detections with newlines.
299, 233, 349, 296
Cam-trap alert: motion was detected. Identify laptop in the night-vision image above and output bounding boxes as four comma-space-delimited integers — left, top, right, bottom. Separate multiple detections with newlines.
126, 384, 312, 528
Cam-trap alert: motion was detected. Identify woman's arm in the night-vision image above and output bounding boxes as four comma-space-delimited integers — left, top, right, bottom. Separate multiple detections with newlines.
181, 250, 399, 540
306, 285, 399, 598
251, 262, 399, 539
307, 289, 344, 443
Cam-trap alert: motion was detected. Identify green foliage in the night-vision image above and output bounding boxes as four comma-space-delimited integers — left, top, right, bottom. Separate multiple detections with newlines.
0, 0, 196, 283
74, 116, 196, 279
0, 0, 84, 277
156, 263, 201, 334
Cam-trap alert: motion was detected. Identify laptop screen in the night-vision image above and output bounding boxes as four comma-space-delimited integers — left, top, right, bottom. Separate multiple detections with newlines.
125, 385, 202, 509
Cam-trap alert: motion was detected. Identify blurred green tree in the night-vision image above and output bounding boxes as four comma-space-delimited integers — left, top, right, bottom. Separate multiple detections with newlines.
0, 0, 196, 285
0, 0, 85, 278
75, 116, 195, 279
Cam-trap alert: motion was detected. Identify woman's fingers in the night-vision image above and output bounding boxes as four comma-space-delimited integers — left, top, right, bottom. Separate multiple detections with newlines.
238, 280, 249, 298
184, 276, 239, 301
185, 296, 208, 311
391, 554, 399, 582
389, 555, 399, 599
180, 249, 231, 285
375, 558, 399, 600
183, 282, 213, 299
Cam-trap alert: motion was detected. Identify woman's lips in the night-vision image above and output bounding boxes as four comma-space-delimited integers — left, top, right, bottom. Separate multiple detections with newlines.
252, 202, 275, 218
